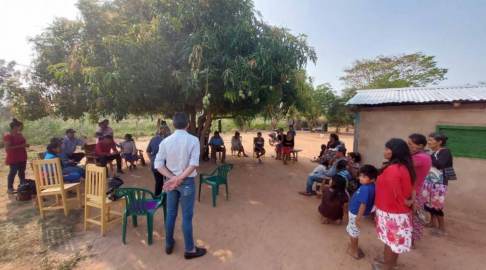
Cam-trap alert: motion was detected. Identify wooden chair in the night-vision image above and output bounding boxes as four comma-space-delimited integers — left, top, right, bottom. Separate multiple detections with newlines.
33, 159, 82, 218
84, 144, 114, 171
84, 165, 125, 236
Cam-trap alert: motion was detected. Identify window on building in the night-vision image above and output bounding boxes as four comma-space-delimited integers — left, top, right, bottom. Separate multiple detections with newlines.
437, 125, 486, 159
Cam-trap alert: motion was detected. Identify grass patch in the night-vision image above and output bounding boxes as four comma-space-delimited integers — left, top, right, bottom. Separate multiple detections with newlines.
40, 209, 83, 248
58, 251, 91, 270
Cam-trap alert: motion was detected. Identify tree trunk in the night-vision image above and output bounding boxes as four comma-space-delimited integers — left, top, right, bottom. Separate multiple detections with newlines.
190, 108, 197, 135
295, 118, 302, 130
199, 113, 212, 161
271, 116, 277, 130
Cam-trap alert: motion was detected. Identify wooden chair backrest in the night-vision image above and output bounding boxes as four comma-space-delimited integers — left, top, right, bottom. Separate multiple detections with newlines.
85, 165, 107, 204
33, 159, 65, 190
84, 144, 97, 155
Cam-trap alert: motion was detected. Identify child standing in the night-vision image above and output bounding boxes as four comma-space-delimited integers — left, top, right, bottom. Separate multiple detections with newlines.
346, 165, 378, 260
318, 175, 349, 224
118, 134, 138, 171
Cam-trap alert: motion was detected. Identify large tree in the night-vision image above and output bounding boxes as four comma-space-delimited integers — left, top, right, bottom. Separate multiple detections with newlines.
17, 0, 316, 153
340, 52, 448, 94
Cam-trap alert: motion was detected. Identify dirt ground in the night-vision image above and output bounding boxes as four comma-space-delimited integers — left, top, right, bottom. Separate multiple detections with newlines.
1, 131, 485, 270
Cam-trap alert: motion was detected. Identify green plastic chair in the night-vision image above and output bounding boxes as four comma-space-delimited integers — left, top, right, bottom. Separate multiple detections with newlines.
115, 187, 167, 245
198, 164, 234, 207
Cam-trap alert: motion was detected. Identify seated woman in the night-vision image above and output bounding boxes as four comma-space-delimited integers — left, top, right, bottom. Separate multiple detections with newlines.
318, 174, 349, 224
231, 131, 249, 157
44, 141, 82, 183
254, 132, 266, 164
281, 131, 294, 165
322, 133, 342, 161
346, 152, 362, 191
275, 128, 284, 160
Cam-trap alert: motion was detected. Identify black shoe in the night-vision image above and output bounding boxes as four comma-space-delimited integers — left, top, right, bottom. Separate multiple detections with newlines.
184, 247, 207, 260
117, 170, 125, 174
166, 241, 175, 255
133, 164, 137, 170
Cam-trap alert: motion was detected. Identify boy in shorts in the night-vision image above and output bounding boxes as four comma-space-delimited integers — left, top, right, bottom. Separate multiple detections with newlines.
346, 165, 378, 260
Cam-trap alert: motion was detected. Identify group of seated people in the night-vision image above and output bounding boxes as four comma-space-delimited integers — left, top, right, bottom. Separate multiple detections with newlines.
210, 125, 297, 165
41, 118, 153, 184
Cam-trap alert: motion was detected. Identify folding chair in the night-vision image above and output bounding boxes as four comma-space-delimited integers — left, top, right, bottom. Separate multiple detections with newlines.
84, 165, 125, 236
33, 159, 82, 218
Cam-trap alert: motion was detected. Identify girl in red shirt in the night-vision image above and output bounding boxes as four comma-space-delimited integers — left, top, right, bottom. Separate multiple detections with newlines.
3, 119, 30, 194
373, 139, 416, 270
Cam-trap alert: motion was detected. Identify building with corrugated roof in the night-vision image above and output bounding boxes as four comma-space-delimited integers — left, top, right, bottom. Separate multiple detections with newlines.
347, 85, 486, 216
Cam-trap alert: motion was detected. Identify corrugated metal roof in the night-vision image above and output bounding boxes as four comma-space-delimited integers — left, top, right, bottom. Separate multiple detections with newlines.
346, 85, 486, 105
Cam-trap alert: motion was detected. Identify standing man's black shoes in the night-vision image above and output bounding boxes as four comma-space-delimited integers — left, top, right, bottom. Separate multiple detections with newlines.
184, 247, 207, 260
166, 241, 175, 255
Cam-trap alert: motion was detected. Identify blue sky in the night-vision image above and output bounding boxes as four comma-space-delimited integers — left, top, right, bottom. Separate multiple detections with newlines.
1, 0, 485, 91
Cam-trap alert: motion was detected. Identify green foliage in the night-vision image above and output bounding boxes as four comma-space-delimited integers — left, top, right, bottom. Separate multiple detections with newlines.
23, 0, 316, 123
340, 52, 448, 91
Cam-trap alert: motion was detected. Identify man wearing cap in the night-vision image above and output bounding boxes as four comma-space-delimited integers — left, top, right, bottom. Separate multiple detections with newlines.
62, 129, 86, 163
299, 145, 348, 196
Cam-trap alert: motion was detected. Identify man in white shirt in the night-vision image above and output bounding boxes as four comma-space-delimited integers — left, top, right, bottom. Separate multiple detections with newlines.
154, 112, 206, 260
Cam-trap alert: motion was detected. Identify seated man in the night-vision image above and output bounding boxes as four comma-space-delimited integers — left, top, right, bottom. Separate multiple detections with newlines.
95, 134, 124, 174
209, 131, 226, 163
299, 145, 347, 196
62, 129, 87, 162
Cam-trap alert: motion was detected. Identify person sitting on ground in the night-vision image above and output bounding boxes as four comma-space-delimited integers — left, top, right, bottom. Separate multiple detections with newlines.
318, 174, 349, 224
94, 119, 113, 142
62, 129, 86, 163
44, 141, 83, 183
289, 125, 297, 137
346, 165, 378, 260
209, 131, 226, 163
275, 128, 284, 160
311, 144, 327, 162
299, 145, 348, 196
117, 134, 138, 171
231, 131, 249, 157
281, 131, 294, 165
95, 134, 124, 174
253, 132, 266, 163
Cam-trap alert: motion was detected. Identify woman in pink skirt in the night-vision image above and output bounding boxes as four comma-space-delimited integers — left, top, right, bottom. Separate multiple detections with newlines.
373, 138, 415, 270
407, 134, 432, 247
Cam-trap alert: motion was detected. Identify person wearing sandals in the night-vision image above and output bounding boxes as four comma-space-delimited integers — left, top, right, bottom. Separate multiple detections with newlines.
231, 131, 249, 158
372, 138, 415, 270
253, 132, 266, 164
424, 133, 454, 237
346, 165, 378, 260
407, 134, 432, 246
281, 131, 294, 165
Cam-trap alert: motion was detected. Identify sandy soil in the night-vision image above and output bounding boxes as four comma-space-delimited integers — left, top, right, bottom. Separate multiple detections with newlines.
2, 131, 485, 270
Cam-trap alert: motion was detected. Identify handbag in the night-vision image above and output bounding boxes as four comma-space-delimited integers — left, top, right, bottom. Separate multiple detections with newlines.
416, 209, 431, 225
444, 167, 457, 181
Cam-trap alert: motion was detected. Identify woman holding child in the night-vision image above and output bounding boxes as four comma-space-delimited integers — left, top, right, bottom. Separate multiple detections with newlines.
372, 138, 415, 270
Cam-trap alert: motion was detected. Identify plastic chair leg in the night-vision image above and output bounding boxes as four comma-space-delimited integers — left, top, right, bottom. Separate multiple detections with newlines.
122, 213, 127, 244
132, 215, 138, 227
212, 185, 218, 208
147, 214, 154, 245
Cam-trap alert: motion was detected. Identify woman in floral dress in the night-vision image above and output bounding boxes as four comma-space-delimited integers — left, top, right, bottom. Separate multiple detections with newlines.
372, 138, 415, 270
424, 133, 453, 237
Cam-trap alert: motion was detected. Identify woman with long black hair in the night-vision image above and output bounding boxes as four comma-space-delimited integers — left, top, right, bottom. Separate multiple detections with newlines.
3, 119, 29, 194
372, 138, 415, 270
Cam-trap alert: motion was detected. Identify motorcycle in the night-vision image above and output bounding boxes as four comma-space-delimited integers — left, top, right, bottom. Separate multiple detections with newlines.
268, 129, 279, 146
